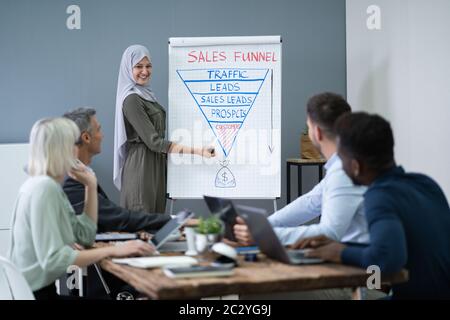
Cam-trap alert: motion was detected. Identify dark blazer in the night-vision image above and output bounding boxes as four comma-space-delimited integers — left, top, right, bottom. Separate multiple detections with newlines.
341, 166, 450, 299
63, 177, 170, 234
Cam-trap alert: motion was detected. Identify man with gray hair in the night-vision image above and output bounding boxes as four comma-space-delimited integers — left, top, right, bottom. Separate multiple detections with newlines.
63, 107, 170, 234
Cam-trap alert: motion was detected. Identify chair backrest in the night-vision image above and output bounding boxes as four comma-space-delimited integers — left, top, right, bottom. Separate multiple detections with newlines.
0, 256, 34, 300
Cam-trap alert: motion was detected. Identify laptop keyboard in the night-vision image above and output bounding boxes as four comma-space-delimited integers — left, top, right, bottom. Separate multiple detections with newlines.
287, 250, 306, 260
287, 249, 324, 264
158, 241, 188, 253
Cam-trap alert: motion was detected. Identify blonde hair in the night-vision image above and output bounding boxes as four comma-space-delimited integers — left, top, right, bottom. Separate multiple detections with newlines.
28, 117, 80, 178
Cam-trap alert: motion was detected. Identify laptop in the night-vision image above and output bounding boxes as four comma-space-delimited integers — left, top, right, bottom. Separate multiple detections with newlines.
150, 210, 194, 249
203, 195, 238, 242
234, 204, 324, 265
95, 233, 138, 242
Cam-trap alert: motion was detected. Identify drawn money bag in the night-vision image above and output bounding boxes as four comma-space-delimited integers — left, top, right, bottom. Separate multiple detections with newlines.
215, 160, 236, 188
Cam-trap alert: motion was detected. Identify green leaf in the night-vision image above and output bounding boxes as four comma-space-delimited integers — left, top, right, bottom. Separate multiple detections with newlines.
195, 216, 223, 234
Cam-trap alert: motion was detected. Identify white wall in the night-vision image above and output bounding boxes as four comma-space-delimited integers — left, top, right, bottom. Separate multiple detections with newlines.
0, 231, 11, 258
0, 144, 29, 256
346, 0, 450, 199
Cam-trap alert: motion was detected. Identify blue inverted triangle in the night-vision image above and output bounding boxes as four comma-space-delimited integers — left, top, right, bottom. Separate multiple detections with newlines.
177, 68, 269, 157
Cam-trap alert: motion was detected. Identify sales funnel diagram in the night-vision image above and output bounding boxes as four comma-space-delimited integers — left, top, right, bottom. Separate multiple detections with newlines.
177, 68, 269, 188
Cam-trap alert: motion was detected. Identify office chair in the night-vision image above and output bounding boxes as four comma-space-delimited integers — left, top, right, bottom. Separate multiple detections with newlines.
0, 256, 34, 300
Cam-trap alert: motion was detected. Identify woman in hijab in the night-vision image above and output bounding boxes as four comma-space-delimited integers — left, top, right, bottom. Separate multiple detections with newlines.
114, 45, 215, 213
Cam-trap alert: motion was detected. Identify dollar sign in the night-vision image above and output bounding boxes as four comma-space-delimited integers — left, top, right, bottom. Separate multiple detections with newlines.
221, 171, 228, 182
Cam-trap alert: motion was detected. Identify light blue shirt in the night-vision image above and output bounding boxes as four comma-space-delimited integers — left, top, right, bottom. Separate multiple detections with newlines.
269, 153, 369, 245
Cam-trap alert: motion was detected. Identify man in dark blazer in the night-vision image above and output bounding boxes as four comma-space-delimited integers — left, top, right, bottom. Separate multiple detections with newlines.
62, 107, 171, 299
63, 107, 170, 234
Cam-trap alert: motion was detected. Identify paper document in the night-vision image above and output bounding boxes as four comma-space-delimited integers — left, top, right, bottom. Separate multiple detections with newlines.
112, 256, 198, 269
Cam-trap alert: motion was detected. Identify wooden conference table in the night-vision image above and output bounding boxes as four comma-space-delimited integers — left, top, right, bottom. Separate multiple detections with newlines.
100, 253, 408, 300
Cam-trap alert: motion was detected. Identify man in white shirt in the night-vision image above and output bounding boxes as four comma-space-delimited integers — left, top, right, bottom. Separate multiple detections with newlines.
234, 92, 369, 246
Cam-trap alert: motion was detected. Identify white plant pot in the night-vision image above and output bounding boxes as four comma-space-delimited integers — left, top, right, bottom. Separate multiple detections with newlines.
195, 233, 220, 253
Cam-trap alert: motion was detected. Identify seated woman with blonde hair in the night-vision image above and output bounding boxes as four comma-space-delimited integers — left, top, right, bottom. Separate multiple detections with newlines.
8, 117, 155, 299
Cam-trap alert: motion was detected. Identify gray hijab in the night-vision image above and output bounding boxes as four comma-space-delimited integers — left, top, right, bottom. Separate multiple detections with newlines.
113, 44, 157, 190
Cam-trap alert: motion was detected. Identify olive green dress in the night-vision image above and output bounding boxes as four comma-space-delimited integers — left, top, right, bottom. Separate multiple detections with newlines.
120, 93, 172, 213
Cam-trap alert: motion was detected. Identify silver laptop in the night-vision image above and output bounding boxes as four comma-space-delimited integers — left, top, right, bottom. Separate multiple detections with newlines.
150, 210, 193, 250
234, 204, 324, 265
158, 241, 188, 253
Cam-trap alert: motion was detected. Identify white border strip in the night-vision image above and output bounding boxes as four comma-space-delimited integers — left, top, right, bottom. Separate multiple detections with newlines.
169, 35, 281, 47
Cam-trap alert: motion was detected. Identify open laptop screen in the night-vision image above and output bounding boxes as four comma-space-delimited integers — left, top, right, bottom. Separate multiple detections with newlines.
150, 210, 193, 249
203, 195, 238, 241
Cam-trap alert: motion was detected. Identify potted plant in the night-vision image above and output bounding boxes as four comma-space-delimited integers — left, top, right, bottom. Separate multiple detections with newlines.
195, 216, 224, 253
300, 125, 322, 160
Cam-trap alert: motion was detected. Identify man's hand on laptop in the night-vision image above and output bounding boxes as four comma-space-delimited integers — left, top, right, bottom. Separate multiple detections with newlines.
137, 231, 152, 241
292, 235, 333, 249
233, 216, 255, 246
291, 235, 346, 263
184, 218, 199, 228
178, 218, 199, 235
